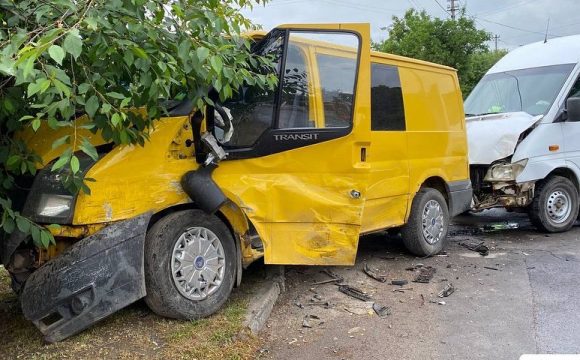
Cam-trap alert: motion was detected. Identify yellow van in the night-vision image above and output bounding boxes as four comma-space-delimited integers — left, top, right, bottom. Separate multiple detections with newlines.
1, 23, 471, 342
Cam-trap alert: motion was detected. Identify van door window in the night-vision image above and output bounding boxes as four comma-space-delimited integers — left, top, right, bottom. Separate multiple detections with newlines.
216, 33, 284, 147
566, 75, 580, 100
316, 54, 357, 128
370, 63, 406, 131
277, 45, 312, 129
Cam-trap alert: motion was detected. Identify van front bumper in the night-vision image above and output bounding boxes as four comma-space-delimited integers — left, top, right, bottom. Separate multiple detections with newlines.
448, 180, 473, 216
19, 212, 152, 343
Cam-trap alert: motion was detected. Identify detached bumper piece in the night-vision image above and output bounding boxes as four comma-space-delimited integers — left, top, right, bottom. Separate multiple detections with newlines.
20, 212, 152, 343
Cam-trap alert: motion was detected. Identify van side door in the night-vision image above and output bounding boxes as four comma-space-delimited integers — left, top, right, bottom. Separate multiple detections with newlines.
212, 24, 372, 265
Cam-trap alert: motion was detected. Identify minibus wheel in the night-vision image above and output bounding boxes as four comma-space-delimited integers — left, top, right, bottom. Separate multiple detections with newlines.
143, 209, 236, 319
401, 188, 449, 256
528, 176, 579, 233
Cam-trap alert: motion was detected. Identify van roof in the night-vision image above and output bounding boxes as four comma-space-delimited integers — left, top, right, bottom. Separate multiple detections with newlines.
488, 34, 580, 74
242, 30, 456, 73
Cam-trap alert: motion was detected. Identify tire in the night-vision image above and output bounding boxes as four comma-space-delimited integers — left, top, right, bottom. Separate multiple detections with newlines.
401, 188, 449, 256
528, 176, 579, 233
144, 209, 236, 319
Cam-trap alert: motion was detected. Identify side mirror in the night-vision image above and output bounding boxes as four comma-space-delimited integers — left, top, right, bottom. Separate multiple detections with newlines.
566, 97, 580, 122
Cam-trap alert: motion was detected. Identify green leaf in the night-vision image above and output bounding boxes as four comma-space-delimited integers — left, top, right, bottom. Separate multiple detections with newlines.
48, 45, 65, 65
6, 155, 19, 168
63, 29, 83, 60
106, 92, 125, 100
80, 140, 99, 161
78, 83, 90, 94
210, 56, 223, 74
32, 119, 41, 131
197, 47, 210, 63
40, 229, 50, 248
111, 113, 121, 126
132, 47, 148, 59
85, 95, 99, 118
16, 216, 30, 233
47, 224, 62, 232
70, 155, 80, 173
2, 217, 15, 234
52, 79, 71, 97
22, 55, 36, 79
51, 151, 72, 171
52, 135, 70, 149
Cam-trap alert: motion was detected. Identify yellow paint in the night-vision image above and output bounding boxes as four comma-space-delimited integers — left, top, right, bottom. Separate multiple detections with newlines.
21, 23, 468, 268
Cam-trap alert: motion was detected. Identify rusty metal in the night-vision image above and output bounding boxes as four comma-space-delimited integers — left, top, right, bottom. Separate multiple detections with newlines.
412, 266, 436, 283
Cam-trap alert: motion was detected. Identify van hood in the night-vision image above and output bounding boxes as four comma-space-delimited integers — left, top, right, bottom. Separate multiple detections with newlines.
466, 112, 542, 165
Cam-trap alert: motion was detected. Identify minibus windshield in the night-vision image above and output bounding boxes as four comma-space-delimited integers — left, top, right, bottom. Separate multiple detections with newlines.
464, 64, 574, 117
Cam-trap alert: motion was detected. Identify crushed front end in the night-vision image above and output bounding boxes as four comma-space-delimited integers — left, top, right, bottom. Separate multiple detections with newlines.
470, 159, 535, 211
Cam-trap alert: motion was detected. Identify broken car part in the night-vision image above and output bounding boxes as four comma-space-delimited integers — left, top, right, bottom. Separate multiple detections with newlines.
181, 163, 227, 215
20, 212, 152, 343
372, 303, 392, 317
412, 266, 437, 283
391, 279, 408, 286
363, 262, 388, 282
438, 283, 455, 298
338, 285, 372, 302
460, 242, 490, 256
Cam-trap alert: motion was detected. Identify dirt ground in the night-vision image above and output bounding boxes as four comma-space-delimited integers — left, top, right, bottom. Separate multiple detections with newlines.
0, 262, 267, 360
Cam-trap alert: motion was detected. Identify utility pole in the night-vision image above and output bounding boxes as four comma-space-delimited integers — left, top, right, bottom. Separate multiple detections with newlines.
493, 35, 500, 51
447, 0, 459, 20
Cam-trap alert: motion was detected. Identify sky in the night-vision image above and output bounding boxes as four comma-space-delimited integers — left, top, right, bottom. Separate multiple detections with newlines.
240, 0, 580, 51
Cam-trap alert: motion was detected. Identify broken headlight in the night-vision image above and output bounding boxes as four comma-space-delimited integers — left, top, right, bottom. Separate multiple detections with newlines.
484, 159, 528, 182
22, 153, 98, 224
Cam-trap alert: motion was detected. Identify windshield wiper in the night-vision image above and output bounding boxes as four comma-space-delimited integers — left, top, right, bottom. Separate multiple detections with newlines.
466, 112, 500, 117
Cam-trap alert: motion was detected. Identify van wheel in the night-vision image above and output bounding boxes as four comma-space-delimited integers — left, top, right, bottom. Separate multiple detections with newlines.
401, 188, 449, 256
528, 176, 579, 233
144, 210, 236, 319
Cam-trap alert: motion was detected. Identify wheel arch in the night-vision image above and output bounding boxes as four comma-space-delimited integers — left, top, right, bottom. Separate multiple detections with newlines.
406, 176, 450, 222
546, 167, 580, 194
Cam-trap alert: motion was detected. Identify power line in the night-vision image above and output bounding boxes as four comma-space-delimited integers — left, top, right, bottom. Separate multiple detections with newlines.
476, 0, 542, 17
475, 17, 562, 38
434, 0, 450, 16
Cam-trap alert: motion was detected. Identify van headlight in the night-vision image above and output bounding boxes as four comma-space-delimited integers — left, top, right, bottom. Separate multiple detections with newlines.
22, 153, 98, 224
484, 159, 528, 182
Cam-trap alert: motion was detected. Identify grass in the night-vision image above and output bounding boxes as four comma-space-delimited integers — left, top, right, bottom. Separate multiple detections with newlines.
0, 265, 264, 360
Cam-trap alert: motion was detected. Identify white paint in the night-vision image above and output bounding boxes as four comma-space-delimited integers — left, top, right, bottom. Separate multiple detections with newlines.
466, 112, 541, 165
488, 35, 580, 74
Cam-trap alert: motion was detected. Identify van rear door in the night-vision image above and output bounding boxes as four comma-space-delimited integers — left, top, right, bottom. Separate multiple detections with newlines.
212, 24, 372, 265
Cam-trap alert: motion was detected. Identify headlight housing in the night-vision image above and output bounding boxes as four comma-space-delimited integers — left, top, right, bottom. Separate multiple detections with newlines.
22, 153, 98, 224
484, 159, 528, 182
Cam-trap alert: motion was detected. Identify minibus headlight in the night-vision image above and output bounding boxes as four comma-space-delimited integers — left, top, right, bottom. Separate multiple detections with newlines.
484, 159, 528, 182
22, 153, 98, 224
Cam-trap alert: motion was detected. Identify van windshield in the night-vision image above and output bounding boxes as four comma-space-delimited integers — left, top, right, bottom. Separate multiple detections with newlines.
464, 64, 575, 117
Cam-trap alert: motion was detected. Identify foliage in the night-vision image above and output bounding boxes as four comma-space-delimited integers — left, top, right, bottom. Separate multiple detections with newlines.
373, 9, 495, 97
0, 0, 273, 248
461, 49, 508, 97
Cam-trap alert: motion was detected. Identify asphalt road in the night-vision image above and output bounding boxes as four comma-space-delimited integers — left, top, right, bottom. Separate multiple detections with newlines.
260, 209, 580, 359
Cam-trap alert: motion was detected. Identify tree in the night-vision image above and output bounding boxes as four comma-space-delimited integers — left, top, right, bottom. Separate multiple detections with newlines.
461, 49, 508, 97
0, 0, 274, 248
373, 9, 494, 97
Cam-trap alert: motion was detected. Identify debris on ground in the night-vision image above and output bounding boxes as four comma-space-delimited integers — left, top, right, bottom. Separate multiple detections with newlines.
312, 269, 344, 285
393, 287, 413, 293
338, 285, 372, 302
372, 303, 392, 317
348, 326, 363, 334
363, 262, 388, 282
302, 314, 321, 328
438, 283, 455, 298
484, 266, 499, 271
304, 301, 334, 309
391, 279, 408, 286
412, 266, 437, 283
405, 263, 424, 271
438, 301, 446, 305
295, 301, 305, 309
460, 241, 490, 256
288, 338, 298, 345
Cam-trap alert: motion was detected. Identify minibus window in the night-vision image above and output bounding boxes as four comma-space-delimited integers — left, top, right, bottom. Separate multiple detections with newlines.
277, 45, 311, 129
370, 63, 405, 131
215, 33, 284, 147
316, 54, 357, 128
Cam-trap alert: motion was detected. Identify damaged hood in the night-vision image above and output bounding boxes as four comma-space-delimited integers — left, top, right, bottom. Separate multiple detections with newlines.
466, 112, 542, 165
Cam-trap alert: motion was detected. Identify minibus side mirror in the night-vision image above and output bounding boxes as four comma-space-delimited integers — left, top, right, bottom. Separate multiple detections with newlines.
566, 97, 580, 122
